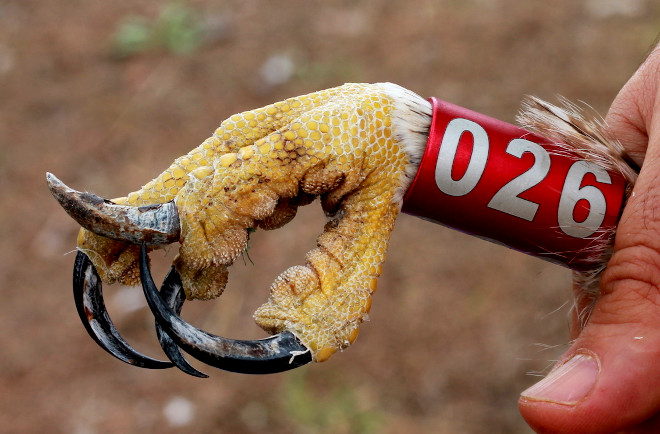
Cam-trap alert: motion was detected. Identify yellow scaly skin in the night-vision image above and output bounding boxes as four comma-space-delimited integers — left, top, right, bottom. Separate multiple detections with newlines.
77, 83, 431, 361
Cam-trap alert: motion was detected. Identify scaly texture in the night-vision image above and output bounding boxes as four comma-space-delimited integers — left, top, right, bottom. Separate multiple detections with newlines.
77, 83, 432, 361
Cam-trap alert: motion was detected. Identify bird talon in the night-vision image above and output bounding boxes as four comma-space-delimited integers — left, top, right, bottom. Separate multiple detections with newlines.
51, 83, 433, 370
140, 244, 312, 375
47, 172, 180, 245
70, 245, 311, 376
155, 266, 209, 378
73, 250, 173, 369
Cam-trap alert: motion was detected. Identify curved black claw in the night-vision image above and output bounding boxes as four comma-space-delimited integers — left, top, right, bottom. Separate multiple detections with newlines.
156, 268, 209, 378
139, 244, 313, 375
73, 251, 173, 369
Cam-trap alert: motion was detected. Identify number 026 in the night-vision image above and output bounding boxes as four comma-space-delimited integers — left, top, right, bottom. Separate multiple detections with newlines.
434, 118, 612, 239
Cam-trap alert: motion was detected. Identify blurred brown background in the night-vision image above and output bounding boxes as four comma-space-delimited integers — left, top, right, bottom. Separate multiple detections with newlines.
1, 0, 658, 432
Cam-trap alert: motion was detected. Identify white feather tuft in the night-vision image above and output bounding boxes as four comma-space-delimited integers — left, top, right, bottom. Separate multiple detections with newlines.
377, 82, 433, 206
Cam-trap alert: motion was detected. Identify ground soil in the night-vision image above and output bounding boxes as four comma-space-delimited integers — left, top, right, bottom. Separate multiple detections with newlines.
1, 1, 658, 432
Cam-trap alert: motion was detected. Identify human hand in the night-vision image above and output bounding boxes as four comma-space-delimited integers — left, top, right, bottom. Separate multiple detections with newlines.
519, 45, 660, 433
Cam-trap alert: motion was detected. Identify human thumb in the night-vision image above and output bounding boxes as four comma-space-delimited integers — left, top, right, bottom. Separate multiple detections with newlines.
518, 160, 660, 432
519, 47, 660, 433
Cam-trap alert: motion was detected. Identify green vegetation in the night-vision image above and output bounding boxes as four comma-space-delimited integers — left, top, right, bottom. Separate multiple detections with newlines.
112, 2, 204, 58
282, 371, 383, 433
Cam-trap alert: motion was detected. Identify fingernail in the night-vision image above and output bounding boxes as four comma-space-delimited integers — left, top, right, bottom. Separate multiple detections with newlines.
521, 351, 599, 405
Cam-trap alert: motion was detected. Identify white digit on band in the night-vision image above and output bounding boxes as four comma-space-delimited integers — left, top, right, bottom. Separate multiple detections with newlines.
435, 118, 489, 196
487, 139, 551, 221
558, 161, 611, 238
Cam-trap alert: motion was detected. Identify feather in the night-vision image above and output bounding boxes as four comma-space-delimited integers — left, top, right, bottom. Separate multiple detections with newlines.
517, 96, 639, 329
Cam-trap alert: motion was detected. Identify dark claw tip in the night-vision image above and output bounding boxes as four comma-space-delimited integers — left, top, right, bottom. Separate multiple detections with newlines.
139, 244, 313, 375
156, 267, 209, 378
73, 250, 173, 369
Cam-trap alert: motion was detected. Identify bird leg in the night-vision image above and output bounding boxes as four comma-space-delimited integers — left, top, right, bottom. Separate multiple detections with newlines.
47, 83, 432, 374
